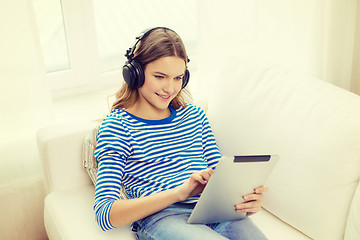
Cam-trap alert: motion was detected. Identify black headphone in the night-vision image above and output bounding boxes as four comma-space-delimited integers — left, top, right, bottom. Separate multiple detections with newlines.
122, 27, 190, 89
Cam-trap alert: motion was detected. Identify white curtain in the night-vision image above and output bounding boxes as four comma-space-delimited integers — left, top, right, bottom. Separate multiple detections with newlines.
0, 0, 53, 239
196, 0, 360, 99
352, 1, 360, 94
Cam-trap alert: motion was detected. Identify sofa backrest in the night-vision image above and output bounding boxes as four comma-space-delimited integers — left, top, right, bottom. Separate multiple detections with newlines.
206, 60, 360, 240
37, 120, 99, 194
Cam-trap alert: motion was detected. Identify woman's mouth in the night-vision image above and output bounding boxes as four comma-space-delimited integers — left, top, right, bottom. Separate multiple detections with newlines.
156, 93, 171, 101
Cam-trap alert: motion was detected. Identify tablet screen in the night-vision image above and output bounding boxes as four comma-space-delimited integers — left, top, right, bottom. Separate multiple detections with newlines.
234, 155, 271, 163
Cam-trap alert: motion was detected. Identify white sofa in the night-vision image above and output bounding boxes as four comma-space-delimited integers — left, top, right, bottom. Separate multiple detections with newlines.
37, 62, 360, 240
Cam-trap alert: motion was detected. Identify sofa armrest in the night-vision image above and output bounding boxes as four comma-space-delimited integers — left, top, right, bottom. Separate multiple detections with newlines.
44, 186, 135, 240
345, 180, 360, 240
37, 120, 99, 194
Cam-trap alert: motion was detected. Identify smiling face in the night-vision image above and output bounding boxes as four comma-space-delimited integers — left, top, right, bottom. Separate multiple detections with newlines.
130, 56, 186, 119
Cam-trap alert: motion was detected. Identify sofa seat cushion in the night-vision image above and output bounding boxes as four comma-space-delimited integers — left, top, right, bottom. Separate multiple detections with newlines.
44, 186, 311, 240
44, 186, 136, 240
252, 210, 311, 240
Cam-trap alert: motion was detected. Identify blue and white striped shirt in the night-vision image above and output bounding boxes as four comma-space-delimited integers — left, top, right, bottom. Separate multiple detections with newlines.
94, 104, 221, 231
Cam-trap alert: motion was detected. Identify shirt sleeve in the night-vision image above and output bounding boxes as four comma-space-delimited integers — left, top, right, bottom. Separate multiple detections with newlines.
93, 115, 132, 231
197, 107, 221, 169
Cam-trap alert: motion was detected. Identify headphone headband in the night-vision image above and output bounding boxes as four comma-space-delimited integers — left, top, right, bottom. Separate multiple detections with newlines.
122, 27, 190, 89
125, 27, 173, 61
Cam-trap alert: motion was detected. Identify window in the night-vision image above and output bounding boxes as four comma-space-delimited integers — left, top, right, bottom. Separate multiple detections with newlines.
32, 0, 69, 73
32, 0, 198, 93
92, 0, 198, 72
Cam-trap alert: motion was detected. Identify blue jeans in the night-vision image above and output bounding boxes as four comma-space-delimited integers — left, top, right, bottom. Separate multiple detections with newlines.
134, 203, 268, 240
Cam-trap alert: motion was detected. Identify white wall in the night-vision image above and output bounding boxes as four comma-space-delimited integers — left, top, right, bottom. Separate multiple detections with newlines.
0, 0, 53, 239
196, 0, 359, 100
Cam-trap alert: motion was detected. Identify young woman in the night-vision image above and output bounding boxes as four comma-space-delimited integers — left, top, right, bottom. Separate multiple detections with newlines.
94, 27, 268, 240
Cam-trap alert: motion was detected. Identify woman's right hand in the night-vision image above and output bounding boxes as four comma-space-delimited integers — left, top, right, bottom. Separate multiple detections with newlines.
175, 168, 214, 202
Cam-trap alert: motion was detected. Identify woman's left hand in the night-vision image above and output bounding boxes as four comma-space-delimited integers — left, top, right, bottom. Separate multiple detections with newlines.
235, 185, 269, 216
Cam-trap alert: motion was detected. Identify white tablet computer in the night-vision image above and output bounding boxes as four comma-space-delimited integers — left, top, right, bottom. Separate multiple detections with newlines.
187, 155, 279, 224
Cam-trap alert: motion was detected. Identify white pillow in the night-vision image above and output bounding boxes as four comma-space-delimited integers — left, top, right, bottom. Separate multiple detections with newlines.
82, 126, 100, 185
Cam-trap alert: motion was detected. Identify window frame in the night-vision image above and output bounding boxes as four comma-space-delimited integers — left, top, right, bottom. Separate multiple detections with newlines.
45, 0, 120, 95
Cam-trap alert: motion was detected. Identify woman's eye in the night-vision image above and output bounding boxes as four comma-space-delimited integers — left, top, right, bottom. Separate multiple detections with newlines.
175, 76, 183, 80
155, 75, 164, 79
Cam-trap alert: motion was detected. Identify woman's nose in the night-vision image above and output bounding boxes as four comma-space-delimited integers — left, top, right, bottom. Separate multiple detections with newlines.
163, 79, 175, 93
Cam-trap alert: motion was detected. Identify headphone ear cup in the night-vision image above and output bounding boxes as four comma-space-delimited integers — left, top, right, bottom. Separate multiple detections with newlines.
122, 60, 144, 89
182, 68, 190, 89
122, 62, 135, 88
131, 60, 145, 88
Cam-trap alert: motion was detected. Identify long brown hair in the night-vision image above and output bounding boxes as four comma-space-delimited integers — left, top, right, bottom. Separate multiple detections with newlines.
111, 28, 192, 111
